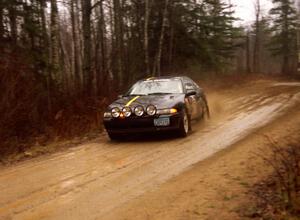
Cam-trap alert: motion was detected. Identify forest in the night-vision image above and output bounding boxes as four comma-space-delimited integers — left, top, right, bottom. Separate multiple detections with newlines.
0, 0, 299, 154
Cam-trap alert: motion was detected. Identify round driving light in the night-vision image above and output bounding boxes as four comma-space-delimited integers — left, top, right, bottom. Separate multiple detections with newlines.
122, 107, 132, 117
134, 106, 144, 116
146, 105, 156, 116
111, 107, 121, 118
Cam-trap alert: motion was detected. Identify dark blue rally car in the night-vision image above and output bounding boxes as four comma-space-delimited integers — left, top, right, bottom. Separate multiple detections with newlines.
103, 76, 209, 140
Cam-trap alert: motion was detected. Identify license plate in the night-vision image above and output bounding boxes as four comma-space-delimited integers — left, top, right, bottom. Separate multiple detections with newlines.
154, 117, 170, 127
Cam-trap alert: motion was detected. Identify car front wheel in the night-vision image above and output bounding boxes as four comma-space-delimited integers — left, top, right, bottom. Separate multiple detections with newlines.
201, 96, 210, 119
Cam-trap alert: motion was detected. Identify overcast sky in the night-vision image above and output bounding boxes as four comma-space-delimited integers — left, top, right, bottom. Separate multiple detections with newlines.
232, 0, 273, 24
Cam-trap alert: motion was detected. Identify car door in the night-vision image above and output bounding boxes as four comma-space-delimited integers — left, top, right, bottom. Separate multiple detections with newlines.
184, 82, 198, 120
191, 81, 205, 119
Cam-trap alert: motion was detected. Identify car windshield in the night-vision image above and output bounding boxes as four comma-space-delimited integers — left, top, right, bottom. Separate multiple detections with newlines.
128, 79, 183, 95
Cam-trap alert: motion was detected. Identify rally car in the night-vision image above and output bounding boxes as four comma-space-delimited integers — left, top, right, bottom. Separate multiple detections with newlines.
103, 76, 209, 140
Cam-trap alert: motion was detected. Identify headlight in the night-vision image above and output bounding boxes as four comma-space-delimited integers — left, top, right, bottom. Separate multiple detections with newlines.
122, 107, 132, 117
146, 105, 156, 116
103, 112, 112, 118
156, 108, 178, 115
134, 106, 144, 116
111, 107, 121, 118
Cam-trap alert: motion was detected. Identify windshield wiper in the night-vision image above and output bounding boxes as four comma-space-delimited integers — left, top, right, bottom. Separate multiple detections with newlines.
147, 92, 172, 95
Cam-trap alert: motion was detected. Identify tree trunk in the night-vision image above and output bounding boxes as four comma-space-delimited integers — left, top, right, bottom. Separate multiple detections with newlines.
153, 0, 169, 77
39, 0, 49, 68
38, 0, 52, 114
253, 0, 261, 73
50, 0, 61, 86
0, 2, 4, 41
282, 54, 289, 75
282, 3, 291, 75
108, 1, 114, 83
71, 0, 81, 94
8, 1, 17, 44
297, 1, 300, 74
113, 0, 124, 88
81, 0, 93, 96
144, 0, 151, 76
75, 0, 83, 73
95, 0, 107, 96
168, 2, 174, 70
94, 7, 101, 95
136, 1, 144, 54
246, 30, 251, 74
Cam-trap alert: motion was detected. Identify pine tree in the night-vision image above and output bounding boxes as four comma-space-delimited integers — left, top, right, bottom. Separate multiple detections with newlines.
196, 0, 241, 72
269, 0, 298, 74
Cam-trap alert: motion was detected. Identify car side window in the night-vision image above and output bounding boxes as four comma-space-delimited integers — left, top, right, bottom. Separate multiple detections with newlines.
185, 82, 195, 91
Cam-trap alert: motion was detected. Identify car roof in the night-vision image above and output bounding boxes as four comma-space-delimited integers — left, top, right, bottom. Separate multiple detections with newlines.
142, 76, 191, 82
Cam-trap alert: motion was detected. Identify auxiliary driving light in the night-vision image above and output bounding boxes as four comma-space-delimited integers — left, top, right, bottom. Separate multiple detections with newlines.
111, 107, 121, 118
122, 107, 132, 117
146, 105, 157, 116
134, 106, 144, 116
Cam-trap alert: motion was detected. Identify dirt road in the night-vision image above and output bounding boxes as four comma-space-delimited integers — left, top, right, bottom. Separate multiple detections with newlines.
0, 80, 300, 220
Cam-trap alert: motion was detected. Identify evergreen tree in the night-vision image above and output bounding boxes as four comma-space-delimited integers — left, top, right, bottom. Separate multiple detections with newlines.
186, 0, 241, 73
269, 0, 298, 74
163, 0, 241, 73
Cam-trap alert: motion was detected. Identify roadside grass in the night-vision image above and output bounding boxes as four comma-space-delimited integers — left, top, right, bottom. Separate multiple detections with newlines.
240, 134, 300, 219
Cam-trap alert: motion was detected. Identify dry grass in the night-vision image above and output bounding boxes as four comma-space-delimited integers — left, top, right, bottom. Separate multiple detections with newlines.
0, 46, 114, 160
248, 135, 300, 219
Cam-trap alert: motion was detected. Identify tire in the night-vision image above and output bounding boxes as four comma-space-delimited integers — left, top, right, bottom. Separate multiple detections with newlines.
178, 109, 190, 137
108, 132, 123, 141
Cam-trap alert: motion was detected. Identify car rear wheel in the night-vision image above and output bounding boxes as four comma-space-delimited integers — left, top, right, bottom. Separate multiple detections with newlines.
200, 96, 210, 119
178, 109, 190, 137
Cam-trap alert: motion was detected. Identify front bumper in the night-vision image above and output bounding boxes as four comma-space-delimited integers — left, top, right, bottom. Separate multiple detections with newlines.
103, 113, 181, 134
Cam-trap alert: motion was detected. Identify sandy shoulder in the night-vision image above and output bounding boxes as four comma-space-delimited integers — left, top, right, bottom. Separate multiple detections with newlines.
105, 104, 300, 220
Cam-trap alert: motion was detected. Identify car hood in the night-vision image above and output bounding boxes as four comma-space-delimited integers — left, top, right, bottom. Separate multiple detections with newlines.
108, 94, 185, 110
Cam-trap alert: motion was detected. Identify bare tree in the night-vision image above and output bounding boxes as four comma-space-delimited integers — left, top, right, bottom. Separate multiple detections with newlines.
50, 0, 61, 85
95, 0, 108, 95
113, 0, 124, 88
168, 1, 174, 69
144, 0, 151, 76
253, 0, 261, 73
70, 0, 82, 93
153, 0, 169, 77
81, 0, 93, 96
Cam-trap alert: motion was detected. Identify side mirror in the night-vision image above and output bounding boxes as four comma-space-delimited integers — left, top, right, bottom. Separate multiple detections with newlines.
186, 91, 196, 96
